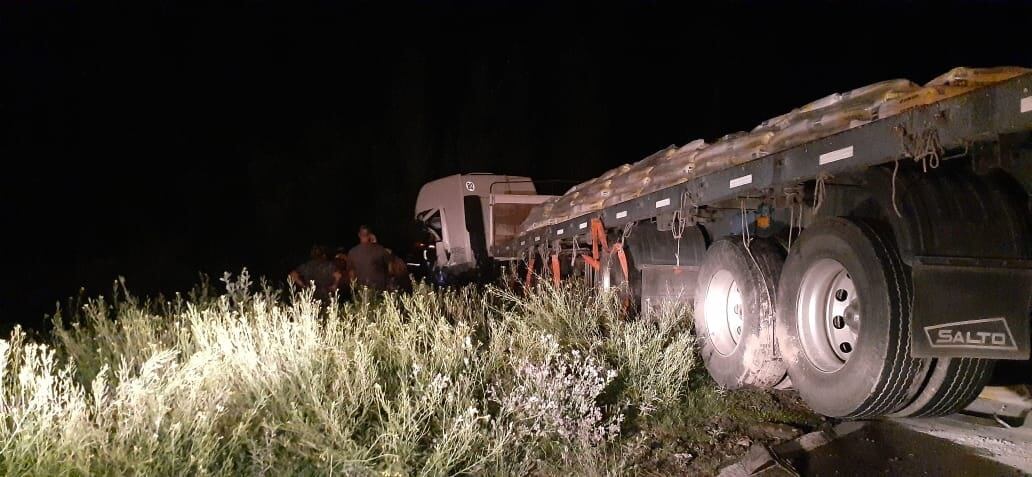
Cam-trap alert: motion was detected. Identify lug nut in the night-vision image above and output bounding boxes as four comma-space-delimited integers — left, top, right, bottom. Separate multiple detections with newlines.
833, 315, 846, 329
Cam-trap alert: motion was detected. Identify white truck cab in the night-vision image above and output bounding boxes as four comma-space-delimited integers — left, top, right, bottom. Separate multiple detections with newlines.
414, 174, 553, 280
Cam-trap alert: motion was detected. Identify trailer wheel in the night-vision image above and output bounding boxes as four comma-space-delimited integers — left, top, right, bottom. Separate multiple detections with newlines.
776, 218, 923, 418
694, 238, 787, 389
889, 357, 995, 418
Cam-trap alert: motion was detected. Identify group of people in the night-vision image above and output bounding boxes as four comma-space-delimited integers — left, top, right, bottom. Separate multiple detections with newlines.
289, 225, 412, 300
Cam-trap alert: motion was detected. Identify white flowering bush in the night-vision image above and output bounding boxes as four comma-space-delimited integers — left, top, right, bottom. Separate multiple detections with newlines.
0, 270, 698, 476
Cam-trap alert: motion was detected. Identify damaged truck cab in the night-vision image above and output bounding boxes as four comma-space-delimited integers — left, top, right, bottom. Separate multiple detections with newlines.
414, 174, 554, 284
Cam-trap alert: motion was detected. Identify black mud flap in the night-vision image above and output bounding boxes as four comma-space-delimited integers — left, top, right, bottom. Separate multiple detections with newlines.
911, 256, 1032, 360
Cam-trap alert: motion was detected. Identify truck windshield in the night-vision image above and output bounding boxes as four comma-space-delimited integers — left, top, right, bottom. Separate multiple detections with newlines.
417, 209, 444, 242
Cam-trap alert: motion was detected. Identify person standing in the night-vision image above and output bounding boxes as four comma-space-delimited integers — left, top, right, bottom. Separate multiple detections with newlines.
347, 225, 390, 292
385, 248, 414, 293
289, 244, 340, 300
332, 247, 351, 300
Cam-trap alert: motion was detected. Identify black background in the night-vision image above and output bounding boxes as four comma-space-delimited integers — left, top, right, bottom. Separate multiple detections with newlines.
3, 1, 1031, 333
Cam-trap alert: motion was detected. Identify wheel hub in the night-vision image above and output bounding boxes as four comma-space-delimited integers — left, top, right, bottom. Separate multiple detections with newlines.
797, 258, 860, 372
704, 269, 743, 356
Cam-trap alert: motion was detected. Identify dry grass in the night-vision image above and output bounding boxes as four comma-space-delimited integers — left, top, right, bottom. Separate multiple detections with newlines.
1, 271, 714, 476
2, 271, 819, 476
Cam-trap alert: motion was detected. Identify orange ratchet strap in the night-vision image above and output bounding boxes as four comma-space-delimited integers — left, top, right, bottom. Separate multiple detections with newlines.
591, 218, 609, 256
581, 254, 600, 271
612, 242, 629, 281
584, 218, 609, 271
525, 254, 536, 289
550, 253, 561, 288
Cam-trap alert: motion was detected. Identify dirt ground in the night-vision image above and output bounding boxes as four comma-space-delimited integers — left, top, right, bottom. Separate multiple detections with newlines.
629, 384, 825, 476
707, 386, 1032, 477
637, 382, 1032, 476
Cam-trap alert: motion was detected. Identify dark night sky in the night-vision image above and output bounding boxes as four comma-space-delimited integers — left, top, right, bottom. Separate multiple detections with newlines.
3, 1, 1031, 332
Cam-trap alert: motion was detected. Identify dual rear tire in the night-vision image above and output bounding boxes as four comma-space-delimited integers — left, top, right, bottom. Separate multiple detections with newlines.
693, 238, 787, 389
694, 217, 993, 417
777, 218, 995, 418
776, 218, 924, 417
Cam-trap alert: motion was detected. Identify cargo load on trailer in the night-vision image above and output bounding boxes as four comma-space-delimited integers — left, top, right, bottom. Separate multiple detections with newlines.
522, 66, 1030, 231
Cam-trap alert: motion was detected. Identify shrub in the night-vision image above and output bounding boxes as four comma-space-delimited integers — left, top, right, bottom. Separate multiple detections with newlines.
0, 271, 698, 476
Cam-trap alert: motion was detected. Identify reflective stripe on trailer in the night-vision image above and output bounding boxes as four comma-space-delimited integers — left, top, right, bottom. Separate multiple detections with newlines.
729, 174, 752, 189
819, 146, 854, 165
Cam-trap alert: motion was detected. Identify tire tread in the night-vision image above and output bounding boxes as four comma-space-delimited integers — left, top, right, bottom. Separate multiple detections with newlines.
849, 219, 923, 418
897, 358, 994, 418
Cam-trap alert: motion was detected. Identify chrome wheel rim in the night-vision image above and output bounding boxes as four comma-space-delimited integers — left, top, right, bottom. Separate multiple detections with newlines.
796, 258, 859, 372
704, 269, 743, 356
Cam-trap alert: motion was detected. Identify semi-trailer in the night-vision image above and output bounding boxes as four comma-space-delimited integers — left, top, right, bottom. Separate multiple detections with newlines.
414, 67, 1032, 418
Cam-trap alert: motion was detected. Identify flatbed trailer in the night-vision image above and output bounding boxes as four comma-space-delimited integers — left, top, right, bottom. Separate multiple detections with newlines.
486, 69, 1032, 419
496, 72, 1031, 258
